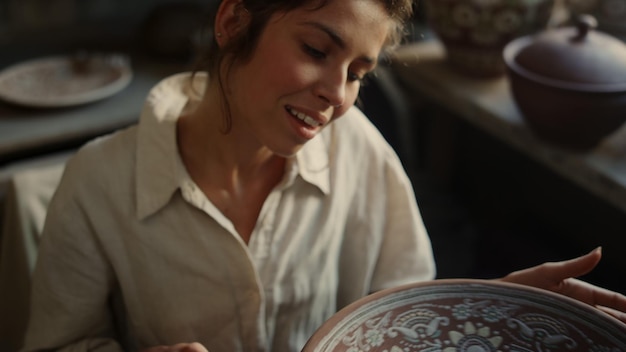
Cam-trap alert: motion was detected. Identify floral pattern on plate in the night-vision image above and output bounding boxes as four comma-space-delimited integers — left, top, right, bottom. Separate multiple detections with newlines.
303, 279, 626, 352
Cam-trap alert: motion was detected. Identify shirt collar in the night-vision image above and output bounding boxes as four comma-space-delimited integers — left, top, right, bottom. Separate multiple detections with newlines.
294, 135, 330, 194
135, 72, 330, 220
135, 73, 192, 220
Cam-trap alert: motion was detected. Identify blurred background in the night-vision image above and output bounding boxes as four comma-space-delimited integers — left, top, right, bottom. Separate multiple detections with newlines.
0, 0, 216, 65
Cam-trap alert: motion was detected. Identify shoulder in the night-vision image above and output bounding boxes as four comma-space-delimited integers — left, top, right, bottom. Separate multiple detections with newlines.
41, 126, 139, 240
72, 126, 136, 165
60, 126, 138, 194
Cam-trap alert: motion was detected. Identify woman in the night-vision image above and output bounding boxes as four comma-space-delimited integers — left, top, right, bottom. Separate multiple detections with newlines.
22, 0, 626, 351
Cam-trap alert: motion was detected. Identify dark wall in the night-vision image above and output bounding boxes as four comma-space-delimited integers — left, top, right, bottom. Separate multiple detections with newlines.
0, 0, 218, 66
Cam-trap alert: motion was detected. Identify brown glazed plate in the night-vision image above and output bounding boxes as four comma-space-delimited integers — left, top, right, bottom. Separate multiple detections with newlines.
302, 279, 626, 352
0, 54, 132, 108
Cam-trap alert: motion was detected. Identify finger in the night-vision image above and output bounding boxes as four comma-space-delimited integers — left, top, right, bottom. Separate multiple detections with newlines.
561, 278, 626, 313
500, 247, 603, 290
597, 305, 626, 325
543, 247, 602, 283
178, 342, 209, 352
589, 284, 626, 313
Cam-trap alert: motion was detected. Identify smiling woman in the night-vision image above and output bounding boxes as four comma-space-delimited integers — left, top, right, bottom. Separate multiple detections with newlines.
20, 0, 626, 351
190, 0, 408, 143
22, 1, 434, 351
175, 0, 398, 242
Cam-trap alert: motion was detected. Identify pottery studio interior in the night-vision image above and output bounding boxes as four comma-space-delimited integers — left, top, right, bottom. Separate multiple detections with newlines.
1, 0, 626, 350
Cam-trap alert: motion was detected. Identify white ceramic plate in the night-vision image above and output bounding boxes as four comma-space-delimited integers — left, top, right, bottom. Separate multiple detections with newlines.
303, 279, 626, 352
0, 54, 132, 108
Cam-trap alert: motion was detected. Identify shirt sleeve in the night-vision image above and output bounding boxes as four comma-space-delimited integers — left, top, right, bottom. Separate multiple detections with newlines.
21, 159, 123, 352
334, 109, 436, 308
369, 152, 436, 292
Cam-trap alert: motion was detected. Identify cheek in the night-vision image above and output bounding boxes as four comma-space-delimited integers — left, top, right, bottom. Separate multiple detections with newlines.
333, 103, 355, 120
347, 86, 360, 105
255, 55, 314, 98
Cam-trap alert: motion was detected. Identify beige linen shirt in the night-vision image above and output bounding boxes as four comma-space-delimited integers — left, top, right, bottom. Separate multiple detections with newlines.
23, 73, 435, 352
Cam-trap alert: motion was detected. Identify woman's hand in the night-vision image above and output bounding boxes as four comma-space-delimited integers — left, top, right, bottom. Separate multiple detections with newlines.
500, 247, 626, 323
141, 342, 208, 352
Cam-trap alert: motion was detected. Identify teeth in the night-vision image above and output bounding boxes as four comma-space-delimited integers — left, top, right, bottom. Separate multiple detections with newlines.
288, 107, 321, 127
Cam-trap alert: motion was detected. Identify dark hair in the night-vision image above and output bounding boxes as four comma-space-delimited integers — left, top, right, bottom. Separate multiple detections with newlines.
193, 0, 414, 131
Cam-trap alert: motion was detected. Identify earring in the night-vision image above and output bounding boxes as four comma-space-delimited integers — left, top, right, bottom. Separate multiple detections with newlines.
216, 32, 223, 38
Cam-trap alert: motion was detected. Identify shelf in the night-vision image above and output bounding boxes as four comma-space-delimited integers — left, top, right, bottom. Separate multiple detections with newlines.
390, 40, 626, 214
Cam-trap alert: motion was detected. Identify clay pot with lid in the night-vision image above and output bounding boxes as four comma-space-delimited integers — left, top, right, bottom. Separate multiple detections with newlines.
503, 15, 626, 150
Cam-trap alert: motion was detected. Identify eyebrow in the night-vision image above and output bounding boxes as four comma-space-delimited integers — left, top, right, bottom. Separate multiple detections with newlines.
301, 21, 377, 65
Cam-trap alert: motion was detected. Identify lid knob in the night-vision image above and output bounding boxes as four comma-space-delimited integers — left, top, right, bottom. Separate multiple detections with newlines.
571, 14, 598, 42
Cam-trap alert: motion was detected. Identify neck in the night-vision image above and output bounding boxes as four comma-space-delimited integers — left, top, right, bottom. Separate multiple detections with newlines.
176, 83, 285, 193
176, 80, 287, 241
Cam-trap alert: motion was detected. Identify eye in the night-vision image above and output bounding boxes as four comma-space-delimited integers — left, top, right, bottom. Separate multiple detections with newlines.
348, 71, 371, 85
348, 72, 362, 82
347, 72, 362, 82
303, 44, 326, 59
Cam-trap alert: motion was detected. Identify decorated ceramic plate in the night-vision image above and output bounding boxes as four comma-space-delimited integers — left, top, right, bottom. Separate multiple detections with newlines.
0, 54, 132, 108
303, 279, 626, 352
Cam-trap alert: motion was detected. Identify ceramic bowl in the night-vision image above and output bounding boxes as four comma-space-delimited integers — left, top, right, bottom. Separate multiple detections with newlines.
423, 0, 555, 77
302, 279, 626, 352
503, 16, 626, 150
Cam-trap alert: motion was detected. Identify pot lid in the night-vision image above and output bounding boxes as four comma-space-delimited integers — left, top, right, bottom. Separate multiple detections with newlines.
513, 15, 626, 91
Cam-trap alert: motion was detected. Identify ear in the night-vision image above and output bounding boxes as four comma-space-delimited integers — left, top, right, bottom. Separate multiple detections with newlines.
214, 0, 250, 46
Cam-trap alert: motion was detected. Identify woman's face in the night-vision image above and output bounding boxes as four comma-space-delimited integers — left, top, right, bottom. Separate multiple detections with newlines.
225, 0, 393, 157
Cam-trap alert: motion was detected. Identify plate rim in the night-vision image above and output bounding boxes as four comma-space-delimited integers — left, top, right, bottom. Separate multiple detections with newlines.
0, 54, 133, 108
303, 278, 626, 351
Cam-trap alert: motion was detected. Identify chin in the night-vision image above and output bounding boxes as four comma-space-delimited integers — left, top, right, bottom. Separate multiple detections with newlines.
271, 144, 305, 158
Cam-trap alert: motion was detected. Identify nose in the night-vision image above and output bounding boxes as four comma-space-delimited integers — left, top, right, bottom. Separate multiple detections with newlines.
314, 68, 346, 108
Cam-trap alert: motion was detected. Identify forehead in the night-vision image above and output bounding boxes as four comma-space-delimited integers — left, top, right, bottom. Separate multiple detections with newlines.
293, 0, 393, 28
276, 0, 394, 49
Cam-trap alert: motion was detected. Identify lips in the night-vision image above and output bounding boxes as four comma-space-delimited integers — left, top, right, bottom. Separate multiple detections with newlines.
286, 106, 323, 128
